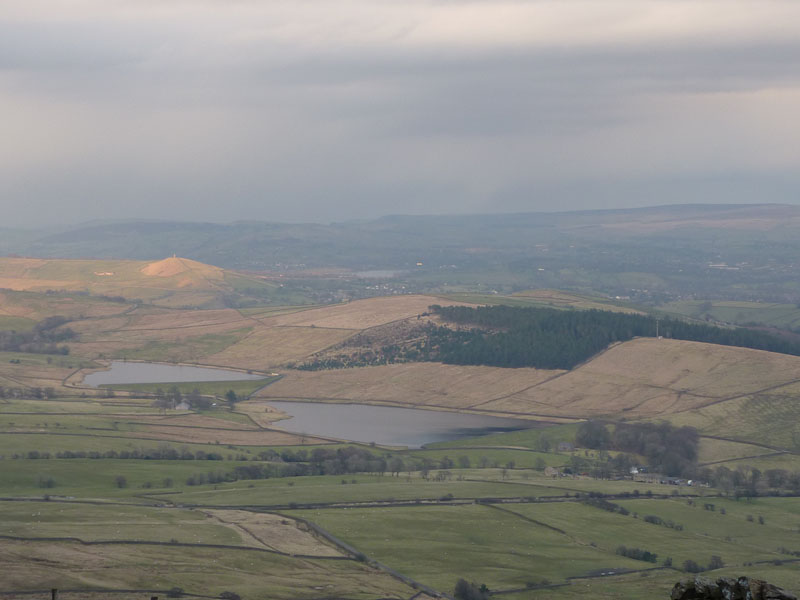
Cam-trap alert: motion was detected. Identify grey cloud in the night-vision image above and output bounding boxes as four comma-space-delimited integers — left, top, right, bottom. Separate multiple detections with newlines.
1, 1, 800, 227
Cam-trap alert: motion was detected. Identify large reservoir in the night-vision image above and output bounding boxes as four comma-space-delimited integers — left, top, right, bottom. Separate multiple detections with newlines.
267, 400, 534, 448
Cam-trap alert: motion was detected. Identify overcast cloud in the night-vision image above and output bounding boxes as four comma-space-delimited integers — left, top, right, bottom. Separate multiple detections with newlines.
1, 0, 800, 226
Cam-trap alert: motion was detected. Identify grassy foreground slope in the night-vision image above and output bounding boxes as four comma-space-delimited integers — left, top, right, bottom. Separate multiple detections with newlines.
0, 501, 412, 600
1, 405, 799, 598
294, 496, 800, 595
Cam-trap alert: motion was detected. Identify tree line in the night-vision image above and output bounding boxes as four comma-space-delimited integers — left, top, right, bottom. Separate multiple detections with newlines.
0, 385, 57, 399
0, 315, 74, 355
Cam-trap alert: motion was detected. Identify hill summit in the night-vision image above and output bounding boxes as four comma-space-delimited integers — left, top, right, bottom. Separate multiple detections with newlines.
140, 256, 223, 279
0, 255, 273, 308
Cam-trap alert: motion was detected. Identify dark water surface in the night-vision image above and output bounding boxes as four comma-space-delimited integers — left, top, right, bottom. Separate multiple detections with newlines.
268, 400, 535, 448
83, 361, 265, 386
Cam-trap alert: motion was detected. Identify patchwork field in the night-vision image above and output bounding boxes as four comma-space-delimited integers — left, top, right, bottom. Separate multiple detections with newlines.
290, 504, 649, 591
2, 270, 800, 599
662, 299, 800, 331
0, 517, 410, 600
664, 388, 800, 450
442, 289, 643, 314
290, 498, 800, 595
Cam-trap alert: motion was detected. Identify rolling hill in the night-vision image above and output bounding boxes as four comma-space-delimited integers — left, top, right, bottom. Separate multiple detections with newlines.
0, 256, 276, 308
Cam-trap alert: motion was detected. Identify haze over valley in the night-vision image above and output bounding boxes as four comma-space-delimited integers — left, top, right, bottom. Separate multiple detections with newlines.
3, 0, 800, 598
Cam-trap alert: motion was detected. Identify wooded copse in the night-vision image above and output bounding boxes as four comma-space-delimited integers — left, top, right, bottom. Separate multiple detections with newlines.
575, 421, 699, 477
0, 315, 74, 355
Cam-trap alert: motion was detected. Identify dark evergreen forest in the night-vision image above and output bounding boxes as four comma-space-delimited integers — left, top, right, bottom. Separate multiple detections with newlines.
424, 305, 800, 370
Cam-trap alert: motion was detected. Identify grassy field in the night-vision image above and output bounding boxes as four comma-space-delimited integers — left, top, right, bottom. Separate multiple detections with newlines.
441, 289, 643, 314
1, 437, 798, 598
661, 299, 800, 331
0, 352, 99, 396
0, 431, 257, 457
714, 453, 800, 472
0, 458, 272, 498
0, 501, 344, 557
0, 397, 156, 414
104, 376, 279, 398
507, 497, 796, 568
0, 501, 243, 544
0, 315, 36, 330
0, 394, 326, 454
664, 390, 800, 450
287, 494, 800, 595
289, 504, 651, 591
0, 538, 414, 600
695, 437, 778, 465
113, 330, 251, 362
406, 447, 568, 469
161, 471, 570, 506
524, 566, 800, 600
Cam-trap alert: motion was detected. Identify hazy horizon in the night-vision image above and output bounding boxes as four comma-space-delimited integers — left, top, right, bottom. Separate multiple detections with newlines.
2, 1, 799, 227
3, 201, 794, 233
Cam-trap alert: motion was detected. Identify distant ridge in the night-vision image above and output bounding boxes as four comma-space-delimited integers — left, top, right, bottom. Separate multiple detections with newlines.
4, 203, 800, 303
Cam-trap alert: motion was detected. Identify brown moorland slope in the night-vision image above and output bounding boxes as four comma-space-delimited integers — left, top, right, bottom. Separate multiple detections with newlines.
256, 338, 800, 420
483, 338, 800, 418
254, 362, 565, 413
5, 271, 799, 427
36, 294, 468, 371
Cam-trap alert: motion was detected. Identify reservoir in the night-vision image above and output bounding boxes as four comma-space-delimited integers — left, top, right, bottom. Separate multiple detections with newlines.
83, 361, 266, 387
267, 400, 534, 448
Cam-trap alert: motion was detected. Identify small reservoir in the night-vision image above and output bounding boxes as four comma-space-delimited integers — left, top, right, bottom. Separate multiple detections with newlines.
267, 400, 534, 448
83, 361, 265, 387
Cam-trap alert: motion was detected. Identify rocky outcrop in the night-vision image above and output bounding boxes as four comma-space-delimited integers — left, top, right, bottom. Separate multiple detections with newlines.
671, 576, 797, 600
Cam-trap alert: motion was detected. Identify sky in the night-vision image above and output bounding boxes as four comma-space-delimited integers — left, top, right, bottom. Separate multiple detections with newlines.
2, 0, 800, 227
